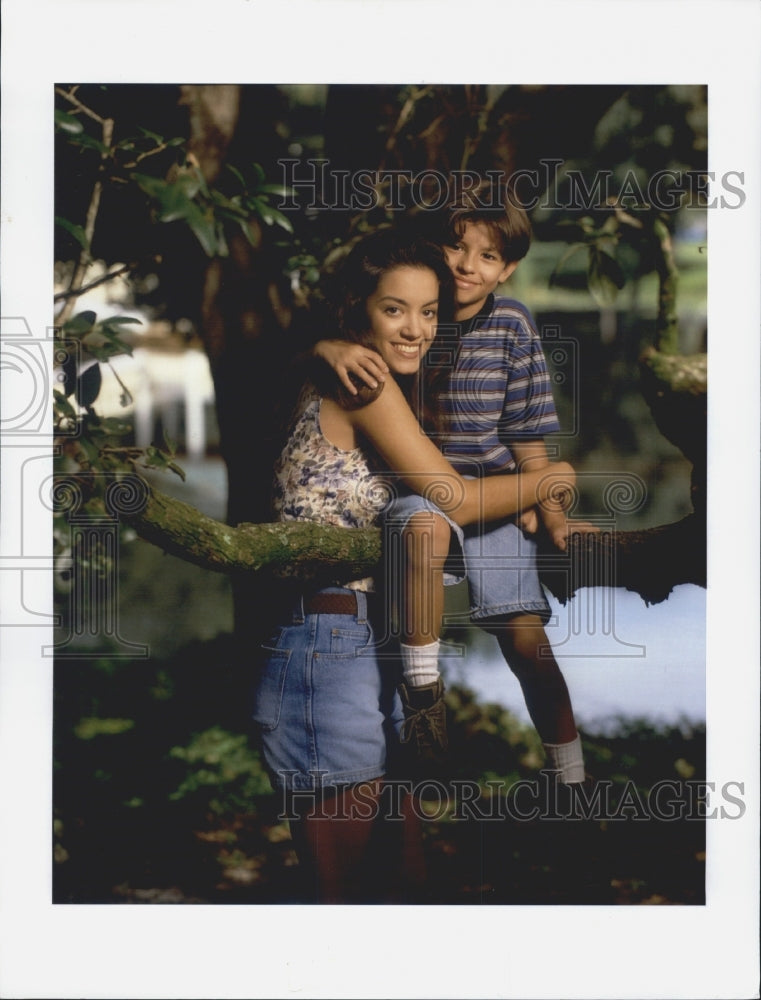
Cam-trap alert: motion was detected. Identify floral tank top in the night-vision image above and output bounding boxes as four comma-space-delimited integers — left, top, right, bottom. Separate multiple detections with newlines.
271, 385, 388, 588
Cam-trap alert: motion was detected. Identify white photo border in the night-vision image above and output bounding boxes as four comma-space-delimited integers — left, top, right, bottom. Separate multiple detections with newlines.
1, 1, 759, 998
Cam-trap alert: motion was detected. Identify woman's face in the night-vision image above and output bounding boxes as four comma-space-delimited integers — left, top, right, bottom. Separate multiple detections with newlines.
364, 265, 440, 375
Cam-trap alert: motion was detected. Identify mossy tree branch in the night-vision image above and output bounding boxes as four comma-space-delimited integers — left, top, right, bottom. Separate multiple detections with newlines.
120, 480, 381, 579
114, 479, 705, 607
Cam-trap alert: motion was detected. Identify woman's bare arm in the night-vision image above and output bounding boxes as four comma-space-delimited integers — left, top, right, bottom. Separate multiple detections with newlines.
348, 378, 574, 527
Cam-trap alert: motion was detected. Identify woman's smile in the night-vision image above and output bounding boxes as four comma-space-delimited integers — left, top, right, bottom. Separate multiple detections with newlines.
392, 341, 423, 356
364, 265, 440, 374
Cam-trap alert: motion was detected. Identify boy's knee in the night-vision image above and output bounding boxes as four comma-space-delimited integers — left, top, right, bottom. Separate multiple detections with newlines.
488, 613, 548, 661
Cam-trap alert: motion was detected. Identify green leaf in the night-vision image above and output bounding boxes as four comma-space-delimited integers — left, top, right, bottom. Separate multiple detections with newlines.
76, 436, 101, 467
175, 170, 205, 202
55, 109, 84, 135
258, 183, 294, 198
238, 219, 258, 247
132, 172, 169, 200
549, 242, 586, 286
244, 194, 294, 234
99, 416, 133, 437
226, 163, 246, 187
141, 446, 186, 481
77, 363, 102, 408
596, 234, 619, 258
160, 164, 210, 201
266, 205, 294, 234
215, 223, 229, 258
63, 311, 97, 336
138, 126, 164, 144
587, 247, 625, 307
59, 347, 79, 397
75, 717, 135, 740
184, 202, 219, 256
157, 185, 196, 223
81, 334, 128, 362
70, 132, 110, 156
102, 315, 143, 326
99, 325, 134, 356
53, 389, 78, 421
210, 189, 248, 217
55, 216, 90, 252
134, 172, 218, 254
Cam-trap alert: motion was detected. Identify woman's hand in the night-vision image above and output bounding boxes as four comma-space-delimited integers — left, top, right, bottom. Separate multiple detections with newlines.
313, 340, 389, 395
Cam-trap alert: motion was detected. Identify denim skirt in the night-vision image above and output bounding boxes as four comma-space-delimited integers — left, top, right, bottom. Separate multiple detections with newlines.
253, 588, 403, 790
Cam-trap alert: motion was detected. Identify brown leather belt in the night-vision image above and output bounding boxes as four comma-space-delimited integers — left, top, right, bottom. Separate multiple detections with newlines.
303, 592, 361, 616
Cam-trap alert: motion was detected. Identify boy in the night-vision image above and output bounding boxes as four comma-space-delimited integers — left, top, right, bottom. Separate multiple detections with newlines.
317, 192, 593, 784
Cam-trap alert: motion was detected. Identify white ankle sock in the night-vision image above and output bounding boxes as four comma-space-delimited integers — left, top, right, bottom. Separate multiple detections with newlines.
542, 734, 585, 784
400, 640, 441, 687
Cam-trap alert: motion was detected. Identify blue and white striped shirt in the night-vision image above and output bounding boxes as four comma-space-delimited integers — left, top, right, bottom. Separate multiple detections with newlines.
434, 295, 559, 475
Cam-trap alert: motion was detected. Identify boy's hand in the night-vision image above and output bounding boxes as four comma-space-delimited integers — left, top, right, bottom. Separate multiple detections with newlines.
313, 339, 389, 395
517, 507, 540, 535
541, 507, 600, 552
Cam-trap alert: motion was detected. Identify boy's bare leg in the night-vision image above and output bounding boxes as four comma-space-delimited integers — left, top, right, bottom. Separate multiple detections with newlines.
487, 613, 585, 782
490, 613, 577, 741
396, 512, 450, 763
401, 511, 449, 648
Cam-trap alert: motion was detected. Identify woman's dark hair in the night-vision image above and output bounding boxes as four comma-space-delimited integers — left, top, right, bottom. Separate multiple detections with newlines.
322, 228, 455, 429
334, 227, 454, 342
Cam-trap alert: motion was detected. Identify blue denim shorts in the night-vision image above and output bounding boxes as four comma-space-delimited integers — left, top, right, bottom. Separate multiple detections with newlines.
383, 492, 549, 623
380, 491, 466, 588
464, 519, 551, 623
253, 589, 404, 790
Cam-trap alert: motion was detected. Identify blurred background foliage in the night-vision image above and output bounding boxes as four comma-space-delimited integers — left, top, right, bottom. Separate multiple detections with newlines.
54, 636, 705, 904
53, 83, 708, 904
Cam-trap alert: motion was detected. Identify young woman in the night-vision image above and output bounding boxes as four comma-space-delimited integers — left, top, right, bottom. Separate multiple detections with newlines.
252, 229, 575, 902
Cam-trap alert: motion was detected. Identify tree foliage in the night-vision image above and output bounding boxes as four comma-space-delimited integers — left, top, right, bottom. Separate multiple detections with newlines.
54, 84, 708, 605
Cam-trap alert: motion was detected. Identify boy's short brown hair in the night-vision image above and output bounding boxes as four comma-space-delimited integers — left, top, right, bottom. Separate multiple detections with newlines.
445, 183, 532, 264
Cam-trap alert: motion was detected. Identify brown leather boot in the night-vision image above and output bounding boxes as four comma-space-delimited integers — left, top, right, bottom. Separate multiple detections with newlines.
399, 678, 448, 775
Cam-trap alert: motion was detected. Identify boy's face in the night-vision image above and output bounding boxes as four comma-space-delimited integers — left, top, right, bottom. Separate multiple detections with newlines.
444, 221, 517, 321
